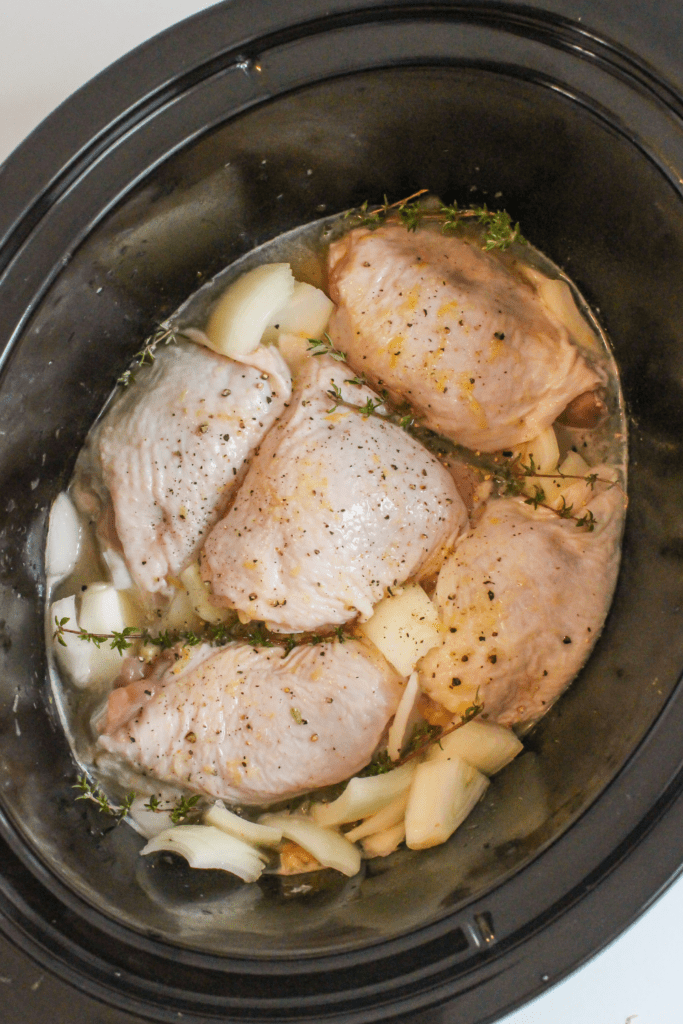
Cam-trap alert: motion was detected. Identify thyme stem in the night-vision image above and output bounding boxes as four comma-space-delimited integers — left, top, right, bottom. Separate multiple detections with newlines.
53, 617, 352, 655
347, 192, 526, 251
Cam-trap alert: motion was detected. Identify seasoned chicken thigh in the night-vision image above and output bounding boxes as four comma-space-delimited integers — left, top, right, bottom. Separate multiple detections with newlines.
419, 479, 626, 727
201, 355, 468, 632
74, 343, 291, 600
98, 639, 402, 805
327, 225, 602, 451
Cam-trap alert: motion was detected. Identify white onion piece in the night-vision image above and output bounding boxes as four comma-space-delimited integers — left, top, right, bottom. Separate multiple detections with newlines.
511, 426, 560, 500
426, 720, 523, 776
521, 266, 600, 353
360, 822, 406, 859
343, 791, 408, 843
52, 586, 139, 688
361, 583, 442, 677
163, 585, 201, 632
310, 764, 415, 827
46, 492, 82, 580
51, 595, 92, 687
387, 671, 420, 761
102, 548, 134, 590
405, 755, 489, 850
179, 562, 227, 625
542, 450, 591, 509
276, 332, 313, 375
548, 476, 592, 513
262, 281, 334, 345
79, 582, 137, 635
81, 583, 141, 682
128, 796, 174, 839
205, 263, 295, 357
259, 813, 361, 877
141, 825, 267, 881
511, 425, 559, 475
205, 802, 283, 847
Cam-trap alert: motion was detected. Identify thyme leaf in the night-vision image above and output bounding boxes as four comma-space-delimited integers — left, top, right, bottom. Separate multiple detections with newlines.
523, 485, 547, 510
575, 509, 597, 531
555, 496, 575, 519
326, 383, 344, 413
358, 396, 385, 417
170, 794, 201, 825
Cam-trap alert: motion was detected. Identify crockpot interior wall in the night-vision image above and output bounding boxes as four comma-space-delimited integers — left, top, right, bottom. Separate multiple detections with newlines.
2, 66, 683, 956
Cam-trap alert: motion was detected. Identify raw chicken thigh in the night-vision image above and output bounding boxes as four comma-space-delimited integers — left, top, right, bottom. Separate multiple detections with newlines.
98, 639, 402, 805
327, 225, 602, 451
201, 354, 468, 632
418, 478, 625, 727
74, 343, 291, 601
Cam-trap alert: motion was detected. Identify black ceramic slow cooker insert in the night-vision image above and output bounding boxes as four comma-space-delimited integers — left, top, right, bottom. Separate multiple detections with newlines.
2, 2, 683, 1022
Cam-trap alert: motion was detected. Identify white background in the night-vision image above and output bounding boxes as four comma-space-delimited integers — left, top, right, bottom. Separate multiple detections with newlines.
1, 2, 682, 1021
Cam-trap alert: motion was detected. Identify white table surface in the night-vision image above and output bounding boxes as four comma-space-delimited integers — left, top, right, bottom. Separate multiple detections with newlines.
1, 2, 682, 1022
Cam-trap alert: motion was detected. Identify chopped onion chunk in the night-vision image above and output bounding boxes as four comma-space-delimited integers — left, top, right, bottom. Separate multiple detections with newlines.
141, 825, 267, 881
426, 720, 523, 775
405, 755, 489, 850
259, 813, 361, 877
205, 802, 283, 847
311, 764, 415, 827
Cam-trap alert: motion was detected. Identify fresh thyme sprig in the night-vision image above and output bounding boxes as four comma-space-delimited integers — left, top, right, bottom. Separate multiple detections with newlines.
54, 617, 143, 652
326, 386, 387, 418
319, 381, 608, 531
140, 793, 201, 823
409, 426, 615, 530
488, 454, 614, 531
74, 776, 203, 826
73, 774, 135, 821
53, 615, 352, 657
117, 321, 189, 387
319, 373, 607, 532
326, 383, 344, 413
307, 333, 347, 361
347, 191, 526, 251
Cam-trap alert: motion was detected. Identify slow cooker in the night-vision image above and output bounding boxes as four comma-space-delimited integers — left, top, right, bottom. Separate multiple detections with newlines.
2, 1, 683, 1021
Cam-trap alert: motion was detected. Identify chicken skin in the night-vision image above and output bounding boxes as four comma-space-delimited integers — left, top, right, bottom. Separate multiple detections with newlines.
201, 354, 468, 632
74, 342, 291, 600
418, 478, 626, 728
98, 639, 402, 805
327, 225, 601, 451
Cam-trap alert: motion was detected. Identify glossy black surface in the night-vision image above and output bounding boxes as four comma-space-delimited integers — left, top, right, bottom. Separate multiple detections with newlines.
1, 1, 683, 1021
